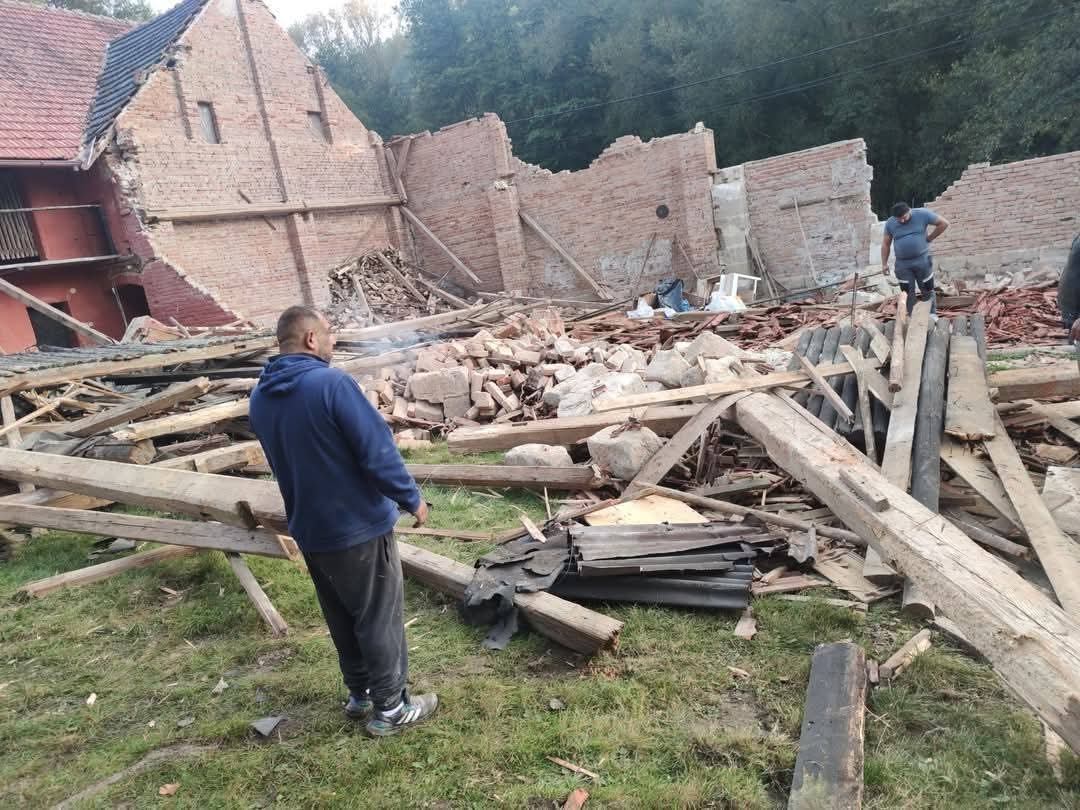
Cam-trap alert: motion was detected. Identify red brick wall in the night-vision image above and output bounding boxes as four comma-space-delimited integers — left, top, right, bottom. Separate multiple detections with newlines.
926, 152, 1080, 258
515, 129, 720, 296
742, 140, 874, 290
0, 266, 126, 352
398, 115, 721, 297
12, 167, 111, 261
110, 0, 394, 324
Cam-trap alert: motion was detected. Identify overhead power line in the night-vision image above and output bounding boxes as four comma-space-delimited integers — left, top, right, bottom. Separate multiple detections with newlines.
503, 8, 976, 125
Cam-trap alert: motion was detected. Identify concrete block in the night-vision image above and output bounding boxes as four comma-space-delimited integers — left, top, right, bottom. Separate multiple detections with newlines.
682, 331, 746, 364
586, 423, 665, 480
542, 363, 608, 408
408, 367, 470, 403
558, 372, 646, 417
412, 400, 444, 422
504, 444, 575, 468
642, 349, 692, 389
442, 393, 471, 419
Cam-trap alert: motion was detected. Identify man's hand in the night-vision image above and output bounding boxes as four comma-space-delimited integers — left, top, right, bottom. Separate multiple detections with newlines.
412, 501, 429, 528
1070, 318, 1080, 344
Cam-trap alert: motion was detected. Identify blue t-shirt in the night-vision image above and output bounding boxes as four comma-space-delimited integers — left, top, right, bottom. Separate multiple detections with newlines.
885, 208, 941, 267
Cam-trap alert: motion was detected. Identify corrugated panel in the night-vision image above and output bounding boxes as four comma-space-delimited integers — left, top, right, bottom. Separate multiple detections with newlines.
83, 0, 208, 149
0, 171, 36, 262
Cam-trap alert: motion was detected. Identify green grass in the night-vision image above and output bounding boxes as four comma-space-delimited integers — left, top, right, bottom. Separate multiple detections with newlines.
1, 445, 1077, 808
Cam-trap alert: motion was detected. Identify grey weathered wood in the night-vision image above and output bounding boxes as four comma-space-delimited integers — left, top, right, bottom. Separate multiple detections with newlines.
904, 318, 950, 619
407, 463, 605, 491
112, 399, 249, 442
397, 205, 482, 285
731, 390, 1080, 750
940, 438, 1023, 530
859, 317, 891, 364
982, 410, 1080, 616
888, 294, 907, 392
520, 211, 611, 300
839, 346, 878, 464
0, 503, 288, 557
0, 276, 115, 345
945, 334, 996, 441
20, 545, 199, 598
806, 326, 841, 418
839, 468, 889, 511
798, 354, 855, 426
625, 393, 748, 496
788, 642, 867, 810
2, 395, 33, 493
63, 378, 213, 437
225, 553, 289, 636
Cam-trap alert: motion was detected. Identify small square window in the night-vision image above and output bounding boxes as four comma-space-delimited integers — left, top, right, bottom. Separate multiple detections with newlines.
197, 101, 221, 144
307, 111, 328, 142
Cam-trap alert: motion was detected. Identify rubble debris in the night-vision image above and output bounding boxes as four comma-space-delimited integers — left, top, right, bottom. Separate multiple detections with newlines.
586, 423, 665, 480
504, 444, 574, 468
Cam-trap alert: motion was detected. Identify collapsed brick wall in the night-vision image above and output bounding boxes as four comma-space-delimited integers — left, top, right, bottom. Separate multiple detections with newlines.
397, 115, 722, 298
109, 0, 396, 324
741, 140, 874, 291
925, 152, 1080, 277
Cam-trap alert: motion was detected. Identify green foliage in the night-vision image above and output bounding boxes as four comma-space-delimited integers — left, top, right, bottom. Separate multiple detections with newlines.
290, 0, 1079, 210
45, 0, 151, 21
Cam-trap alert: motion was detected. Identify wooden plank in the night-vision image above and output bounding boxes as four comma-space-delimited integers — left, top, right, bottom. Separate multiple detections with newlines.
642, 485, 864, 545
0, 336, 277, 396
591, 361, 875, 413
225, 552, 289, 636
788, 642, 867, 810
940, 438, 1022, 530
0, 503, 287, 557
625, 392, 748, 497
398, 205, 482, 285
797, 355, 854, 425
839, 469, 889, 511
731, 390, 1080, 750
858, 317, 891, 364
0, 449, 622, 656
839, 346, 877, 463
520, 211, 610, 300
63, 378, 213, 437
879, 628, 932, 679
990, 364, 1080, 402
904, 317, 950, 619
982, 411, 1080, 615
112, 399, 249, 441
812, 547, 899, 603
413, 275, 470, 309
156, 440, 266, 474
335, 304, 496, 342
584, 494, 707, 526
888, 294, 907, 392
148, 195, 400, 222
0, 276, 114, 345
519, 513, 547, 543
0, 399, 60, 438
373, 250, 427, 305
1024, 401, 1080, 446
406, 463, 604, 491
944, 510, 1030, 559
448, 404, 703, 453
1042, 466, 1080, 539
20, 545, 199, 598
1, 395, 33, 493
945, 335, 996, 441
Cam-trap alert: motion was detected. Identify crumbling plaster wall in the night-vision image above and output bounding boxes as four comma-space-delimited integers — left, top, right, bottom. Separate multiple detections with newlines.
397, 115, 723, 298
106, 0, 397, 325
924, 152, 1080, 282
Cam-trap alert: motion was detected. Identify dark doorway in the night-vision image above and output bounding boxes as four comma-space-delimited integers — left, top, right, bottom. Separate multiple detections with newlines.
115, 283, 150, 324
27, 304, 75, 348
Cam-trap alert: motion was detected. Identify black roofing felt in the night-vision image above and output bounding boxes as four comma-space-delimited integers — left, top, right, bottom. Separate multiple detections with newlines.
83, 0, 208, 148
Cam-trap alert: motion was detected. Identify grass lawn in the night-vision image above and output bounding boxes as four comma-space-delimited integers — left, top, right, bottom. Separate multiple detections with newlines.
0, 444, 1077, 808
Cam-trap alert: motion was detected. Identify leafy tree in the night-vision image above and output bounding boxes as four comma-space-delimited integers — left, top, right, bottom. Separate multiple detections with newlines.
45, 0, 152, 21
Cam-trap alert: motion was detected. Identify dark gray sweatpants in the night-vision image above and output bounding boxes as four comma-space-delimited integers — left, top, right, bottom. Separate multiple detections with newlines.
895, 255, 936, 315
304, 533, 408, 710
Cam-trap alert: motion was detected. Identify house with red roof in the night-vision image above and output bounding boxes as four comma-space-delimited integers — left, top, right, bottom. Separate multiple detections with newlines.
0, 0, 401, 350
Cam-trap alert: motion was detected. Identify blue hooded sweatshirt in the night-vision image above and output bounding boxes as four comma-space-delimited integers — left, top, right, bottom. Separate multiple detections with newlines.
249, 353, 421, 553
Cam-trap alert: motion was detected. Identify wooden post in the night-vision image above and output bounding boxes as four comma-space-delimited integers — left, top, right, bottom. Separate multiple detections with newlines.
519, 211, 611, 300
226, 553, 289, 636
888, 293, 907, 392
731, 391, 1080, 750
397, 206, 482, 285
1, 395, 33, 493
0, 276, 115, 345
788, 642, 867, 810
20, 545, 200, 598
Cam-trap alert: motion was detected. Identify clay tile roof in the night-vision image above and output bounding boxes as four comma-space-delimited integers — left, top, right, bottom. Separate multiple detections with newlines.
84, 0, 208, 150
0, 1, 131, 161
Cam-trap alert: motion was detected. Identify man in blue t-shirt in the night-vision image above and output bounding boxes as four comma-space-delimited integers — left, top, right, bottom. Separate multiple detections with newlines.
881, 202, 950, 314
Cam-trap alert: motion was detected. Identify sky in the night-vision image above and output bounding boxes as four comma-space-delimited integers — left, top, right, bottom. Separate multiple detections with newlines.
148, 0, 399, 29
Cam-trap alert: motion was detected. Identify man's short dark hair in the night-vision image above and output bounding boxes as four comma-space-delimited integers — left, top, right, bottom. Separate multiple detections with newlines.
891, 202, 911, 219
276, 305, 325, 346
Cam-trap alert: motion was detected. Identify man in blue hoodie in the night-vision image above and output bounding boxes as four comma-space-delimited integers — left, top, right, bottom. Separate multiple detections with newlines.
249, 305, 437, 736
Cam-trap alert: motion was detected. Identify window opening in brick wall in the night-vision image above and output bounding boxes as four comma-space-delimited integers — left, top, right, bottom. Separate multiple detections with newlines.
197, 102, 221, 144
307, 111, 328, 142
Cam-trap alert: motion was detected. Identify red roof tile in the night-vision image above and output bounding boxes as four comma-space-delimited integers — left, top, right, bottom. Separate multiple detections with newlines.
0, 1, 131, 161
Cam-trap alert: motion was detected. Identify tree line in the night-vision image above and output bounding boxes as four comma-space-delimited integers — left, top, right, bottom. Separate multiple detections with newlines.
49, 0, 1078, 213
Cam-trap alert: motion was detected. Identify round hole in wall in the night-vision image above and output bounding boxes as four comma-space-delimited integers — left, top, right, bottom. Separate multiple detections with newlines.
656, 204, 670, 219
